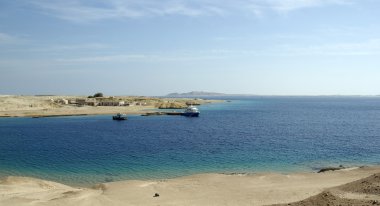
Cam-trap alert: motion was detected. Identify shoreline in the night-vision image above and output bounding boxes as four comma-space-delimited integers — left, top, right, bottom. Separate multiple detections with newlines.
1, 166, 380, 206
0, 109, 150, 118
0, 95, 223, 118
0, 164, 371, 188
0, 108, 150, 118
0, 95, 224, 118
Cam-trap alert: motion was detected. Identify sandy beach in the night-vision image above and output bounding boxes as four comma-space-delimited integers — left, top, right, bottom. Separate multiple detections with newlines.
1, 166, 380, 206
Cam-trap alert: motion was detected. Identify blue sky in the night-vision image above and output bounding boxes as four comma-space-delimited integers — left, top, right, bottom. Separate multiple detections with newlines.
1, 0, 380, 96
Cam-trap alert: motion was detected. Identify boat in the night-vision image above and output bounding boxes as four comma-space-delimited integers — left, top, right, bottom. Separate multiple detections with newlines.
113, 113, 128, 120
181, 105, 200, 117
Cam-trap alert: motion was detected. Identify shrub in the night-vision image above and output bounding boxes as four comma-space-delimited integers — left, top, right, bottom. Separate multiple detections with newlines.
93, 92, 103, 97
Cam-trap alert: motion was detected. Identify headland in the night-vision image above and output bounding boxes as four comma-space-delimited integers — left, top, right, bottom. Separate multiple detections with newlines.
0, 95, 221, 117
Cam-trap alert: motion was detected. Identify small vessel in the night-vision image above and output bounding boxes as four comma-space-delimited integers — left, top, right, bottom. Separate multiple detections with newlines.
181, 105, 200, 117
113, 113, 128, 120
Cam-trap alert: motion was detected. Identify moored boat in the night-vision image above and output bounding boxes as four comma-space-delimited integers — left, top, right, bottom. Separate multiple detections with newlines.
181, 105, 200, 117
113, 113, 128, 120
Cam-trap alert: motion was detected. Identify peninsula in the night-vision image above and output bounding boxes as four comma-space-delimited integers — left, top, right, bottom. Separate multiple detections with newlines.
0, 94, 221, 117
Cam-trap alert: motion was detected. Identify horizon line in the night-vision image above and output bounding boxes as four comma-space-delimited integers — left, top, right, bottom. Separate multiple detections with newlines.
1, 93, 380, 97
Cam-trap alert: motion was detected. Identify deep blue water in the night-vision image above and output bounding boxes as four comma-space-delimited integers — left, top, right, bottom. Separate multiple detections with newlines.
1, 96, 380, 186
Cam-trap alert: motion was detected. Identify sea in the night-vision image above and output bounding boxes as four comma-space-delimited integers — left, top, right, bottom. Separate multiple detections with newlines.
1, 96, 380, 186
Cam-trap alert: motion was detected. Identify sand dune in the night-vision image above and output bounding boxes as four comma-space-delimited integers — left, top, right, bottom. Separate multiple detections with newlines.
275, 170, 380, 206
1, 166, 380, 206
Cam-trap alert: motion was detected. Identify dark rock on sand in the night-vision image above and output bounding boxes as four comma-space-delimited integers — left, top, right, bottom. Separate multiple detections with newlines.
317, 165, 345, 173
272, 173, 380, 206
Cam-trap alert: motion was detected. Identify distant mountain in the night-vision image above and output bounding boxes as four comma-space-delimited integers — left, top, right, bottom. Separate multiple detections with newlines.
166, 91, 227, 97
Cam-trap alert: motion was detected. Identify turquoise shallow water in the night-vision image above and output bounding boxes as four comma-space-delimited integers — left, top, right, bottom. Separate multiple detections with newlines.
1, 96, 380, 186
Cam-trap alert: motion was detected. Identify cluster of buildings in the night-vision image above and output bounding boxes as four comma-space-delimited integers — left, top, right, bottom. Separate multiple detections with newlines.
53, 97, 148, 107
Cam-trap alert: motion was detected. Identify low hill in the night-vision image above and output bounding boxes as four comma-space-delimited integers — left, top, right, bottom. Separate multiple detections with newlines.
166, 91, 226, 97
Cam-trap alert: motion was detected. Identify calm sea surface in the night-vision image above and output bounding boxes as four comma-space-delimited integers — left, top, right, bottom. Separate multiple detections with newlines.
1, 96, 380, 186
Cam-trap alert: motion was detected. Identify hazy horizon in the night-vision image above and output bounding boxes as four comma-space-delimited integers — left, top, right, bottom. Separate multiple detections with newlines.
1, 0, 380, 96
1, 91, 380, 97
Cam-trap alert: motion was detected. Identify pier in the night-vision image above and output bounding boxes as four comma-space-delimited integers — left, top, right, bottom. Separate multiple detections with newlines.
141, 111, 183, 116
